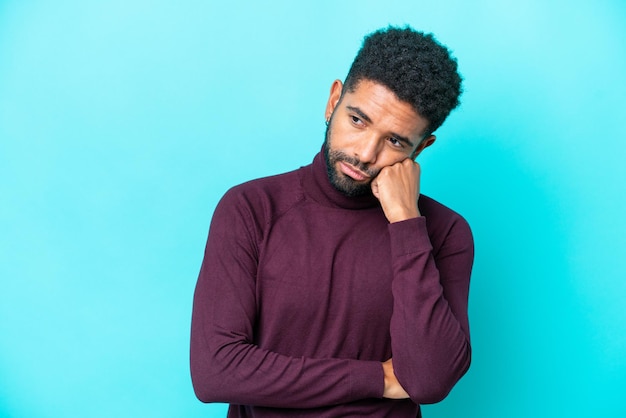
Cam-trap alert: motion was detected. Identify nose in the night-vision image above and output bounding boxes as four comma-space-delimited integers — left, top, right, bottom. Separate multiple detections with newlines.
354, 135, 380, 164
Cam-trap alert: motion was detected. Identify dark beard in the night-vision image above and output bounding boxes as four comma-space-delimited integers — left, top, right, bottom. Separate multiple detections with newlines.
323, 123, 380, 197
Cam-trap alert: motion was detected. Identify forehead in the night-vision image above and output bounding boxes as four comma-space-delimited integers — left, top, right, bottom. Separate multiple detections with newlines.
342, 79, 429, 137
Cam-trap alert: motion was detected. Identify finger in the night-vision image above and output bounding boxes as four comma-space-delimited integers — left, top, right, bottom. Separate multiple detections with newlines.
371, 178, 380, 199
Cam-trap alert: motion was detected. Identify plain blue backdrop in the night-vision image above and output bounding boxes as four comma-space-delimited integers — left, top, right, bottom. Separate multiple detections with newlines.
1, 1, 625, 417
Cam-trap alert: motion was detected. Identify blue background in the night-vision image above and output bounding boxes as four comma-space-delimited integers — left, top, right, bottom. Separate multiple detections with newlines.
1, 1, 625, 417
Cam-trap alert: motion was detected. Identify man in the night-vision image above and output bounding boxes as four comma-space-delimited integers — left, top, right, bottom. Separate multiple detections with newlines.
190, 26, 473, 417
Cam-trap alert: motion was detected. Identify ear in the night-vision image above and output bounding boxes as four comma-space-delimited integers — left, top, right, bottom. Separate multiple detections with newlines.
325, 79, 343, 121
410, 135, 436, 160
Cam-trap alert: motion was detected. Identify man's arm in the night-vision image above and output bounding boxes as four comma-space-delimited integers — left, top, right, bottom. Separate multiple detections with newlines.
190, 188, 384, 409
387, 215, 473, 404
372, 159, 473, 404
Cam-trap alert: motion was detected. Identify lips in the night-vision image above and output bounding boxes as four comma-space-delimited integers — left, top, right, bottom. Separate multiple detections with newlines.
339, 161, 370, 181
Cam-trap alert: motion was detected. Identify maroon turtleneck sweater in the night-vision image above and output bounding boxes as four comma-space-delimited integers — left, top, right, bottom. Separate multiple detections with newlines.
190, 149, 474, 417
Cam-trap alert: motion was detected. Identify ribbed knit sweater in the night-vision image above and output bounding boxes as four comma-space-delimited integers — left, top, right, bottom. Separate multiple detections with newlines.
190, 148, 474, 417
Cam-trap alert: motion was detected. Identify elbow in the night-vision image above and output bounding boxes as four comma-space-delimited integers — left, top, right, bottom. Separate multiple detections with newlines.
190, 363, 215, 403
405, 347, 472, 405
192, 385, 222, 404
190, 319, 259, 404
190, 355, 220, 403
408, 378, 456, 405
190, 328, 254, 404
191, 381, 212, 404
190, 357, 235, 404
190, 336, 234, 404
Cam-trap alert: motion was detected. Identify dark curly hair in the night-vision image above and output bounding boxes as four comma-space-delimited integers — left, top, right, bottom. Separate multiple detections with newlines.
343, 26, 463, 136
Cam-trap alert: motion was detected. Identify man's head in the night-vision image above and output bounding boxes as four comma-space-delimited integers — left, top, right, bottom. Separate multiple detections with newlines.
343, 26, 462, 137
323, 26, 463, 197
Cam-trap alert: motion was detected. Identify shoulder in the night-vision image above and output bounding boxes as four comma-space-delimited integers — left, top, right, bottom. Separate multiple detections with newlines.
215, 166, 306, 225
419, 194, 473, 250
419, 194, 468, 225
225, 167, 303, 205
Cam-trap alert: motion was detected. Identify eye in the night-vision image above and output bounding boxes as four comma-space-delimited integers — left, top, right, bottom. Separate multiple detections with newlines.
387, 137, 404, 148
350, 115, 364, 126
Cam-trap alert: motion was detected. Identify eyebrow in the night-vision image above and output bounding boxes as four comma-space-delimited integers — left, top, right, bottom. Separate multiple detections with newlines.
346, 105, 415, 148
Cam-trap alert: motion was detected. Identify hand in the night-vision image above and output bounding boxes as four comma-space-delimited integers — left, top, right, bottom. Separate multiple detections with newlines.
371, 158, 421, 223
382, 359, 409, 399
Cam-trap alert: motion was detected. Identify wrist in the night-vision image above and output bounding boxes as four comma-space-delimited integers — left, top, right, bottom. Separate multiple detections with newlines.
387, 207, 420, 223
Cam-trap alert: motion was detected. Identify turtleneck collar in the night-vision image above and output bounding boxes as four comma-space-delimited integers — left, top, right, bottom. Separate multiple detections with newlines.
301, 145, 381, 210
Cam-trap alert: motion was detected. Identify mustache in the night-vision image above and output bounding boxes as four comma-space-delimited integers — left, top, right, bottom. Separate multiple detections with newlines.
330, 150, 380, 178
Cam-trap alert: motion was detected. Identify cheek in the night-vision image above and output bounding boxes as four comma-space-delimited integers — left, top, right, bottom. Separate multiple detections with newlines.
377, 148, 414, 168
328, 123, 359, 149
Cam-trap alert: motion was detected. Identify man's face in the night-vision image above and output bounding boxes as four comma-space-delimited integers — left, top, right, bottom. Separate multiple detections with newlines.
324, 79, 435, 196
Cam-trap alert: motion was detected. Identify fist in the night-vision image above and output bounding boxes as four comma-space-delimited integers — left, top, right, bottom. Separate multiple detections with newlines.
371, 159, 421, 223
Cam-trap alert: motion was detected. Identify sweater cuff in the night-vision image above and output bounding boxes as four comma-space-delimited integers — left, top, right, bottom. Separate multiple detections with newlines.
349, 360, 385, 399
388, 216, 432, 256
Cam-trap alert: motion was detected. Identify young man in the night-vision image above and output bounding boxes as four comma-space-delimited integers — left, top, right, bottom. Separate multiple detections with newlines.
191, 26, 474, 417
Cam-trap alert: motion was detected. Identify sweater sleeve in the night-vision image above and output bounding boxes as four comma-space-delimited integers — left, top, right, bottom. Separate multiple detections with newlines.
190, 189, 383, 408
387, 215, 473, 405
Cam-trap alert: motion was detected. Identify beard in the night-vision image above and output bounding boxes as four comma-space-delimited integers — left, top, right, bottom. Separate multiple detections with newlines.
323, 122, 380, 197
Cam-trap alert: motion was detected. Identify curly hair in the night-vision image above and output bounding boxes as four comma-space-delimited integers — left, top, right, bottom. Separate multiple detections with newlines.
343, 26, 463, 136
